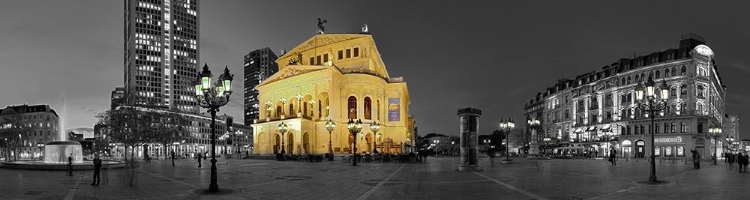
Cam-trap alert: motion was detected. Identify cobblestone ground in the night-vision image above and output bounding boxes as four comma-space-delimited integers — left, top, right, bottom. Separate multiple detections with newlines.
1, 156, 749, 200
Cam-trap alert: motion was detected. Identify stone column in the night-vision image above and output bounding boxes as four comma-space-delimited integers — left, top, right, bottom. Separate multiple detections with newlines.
458, 107, 481, 171
528, 128, 540, 156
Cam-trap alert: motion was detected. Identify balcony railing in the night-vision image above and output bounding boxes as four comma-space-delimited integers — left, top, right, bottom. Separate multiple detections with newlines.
255, 114, 316, 123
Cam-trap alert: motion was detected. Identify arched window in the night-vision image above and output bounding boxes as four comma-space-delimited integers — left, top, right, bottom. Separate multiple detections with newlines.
627, 76, 631, 84
648, 71, 653, 80
665, 68, 670, 77
697, 85, 705, 98
288, 104, 294, 116
276, 106, 282, 117
641, 73, 645, 82
348, 96, 357, 119
697, 103, 703, 114
621, 78, 625, 86
680, 84, 687, 96
364, 97, 372, 120
635, 74, 639, 83
671, 67, 676, 76
681, 66, 687, 75
656, 70, 661, 79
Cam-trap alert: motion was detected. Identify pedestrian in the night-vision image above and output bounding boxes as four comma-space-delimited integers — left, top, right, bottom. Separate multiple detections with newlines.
204, 152, 207, 160
743, 153, 749, 173
144, 154, 151, 163
197, 153, 202, 168
728, 153, 735, 170
91, 154, 102, 186
488, 148, 495, 167
738, 152, 745, 173
691, 149, 700, 169
609, 147, 617, 166
68, 153, 73, 176
101, 161, 109, 186
170, 151, 175, 167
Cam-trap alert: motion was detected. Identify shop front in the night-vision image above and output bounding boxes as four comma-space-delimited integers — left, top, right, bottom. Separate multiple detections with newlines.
654, 136, 687, 160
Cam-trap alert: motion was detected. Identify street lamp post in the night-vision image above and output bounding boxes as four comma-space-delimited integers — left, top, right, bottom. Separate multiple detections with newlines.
634, 77, 669, 184
370, 121, 380, 154
499, 118, 515, 162
278, 122, 288, 154
347, 119, 362, 166
709, 125, 722, 165
543, 137, 551, 156
195, 64, 233, 193
325, 119, 335, 161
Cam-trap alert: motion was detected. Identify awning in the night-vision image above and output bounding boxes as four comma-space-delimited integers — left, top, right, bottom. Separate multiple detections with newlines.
600, 124, 612, 131
574, 128, 583, 133
586, 126, 598, 131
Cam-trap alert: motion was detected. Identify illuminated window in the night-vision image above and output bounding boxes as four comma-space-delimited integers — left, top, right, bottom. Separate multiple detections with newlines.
348, 96, 357, 119
364, 97, 372, 120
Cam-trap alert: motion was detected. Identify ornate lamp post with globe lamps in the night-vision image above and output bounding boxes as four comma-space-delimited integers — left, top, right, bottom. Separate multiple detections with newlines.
634, 77, 670, 184
370, 121, 380, 154
278, 122, 288, 154
347, 119, 362, 166
708, 125, 722, 165
499, 118, 515, 162
194, 64, 233, 193
325, 119, 335, 161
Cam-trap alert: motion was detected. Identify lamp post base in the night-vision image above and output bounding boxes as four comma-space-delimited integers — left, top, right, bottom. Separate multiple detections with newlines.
458, 164, 480, 171
209, 158, 218, 193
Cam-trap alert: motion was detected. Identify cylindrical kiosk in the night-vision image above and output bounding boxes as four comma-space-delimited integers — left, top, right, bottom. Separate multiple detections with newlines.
458, 107, 481, 171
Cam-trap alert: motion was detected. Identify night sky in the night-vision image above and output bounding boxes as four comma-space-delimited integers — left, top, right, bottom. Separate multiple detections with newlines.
0, 1, 748, 139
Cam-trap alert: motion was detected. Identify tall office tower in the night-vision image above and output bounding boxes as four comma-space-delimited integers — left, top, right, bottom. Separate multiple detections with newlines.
124, 0, 200, 114
244, 47, 279, 125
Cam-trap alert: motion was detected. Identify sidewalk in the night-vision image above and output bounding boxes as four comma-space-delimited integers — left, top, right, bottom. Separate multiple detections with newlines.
1, 156, 748, 199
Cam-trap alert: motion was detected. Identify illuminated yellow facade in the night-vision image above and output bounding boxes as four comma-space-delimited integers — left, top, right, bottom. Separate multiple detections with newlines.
251, 33, 414, 155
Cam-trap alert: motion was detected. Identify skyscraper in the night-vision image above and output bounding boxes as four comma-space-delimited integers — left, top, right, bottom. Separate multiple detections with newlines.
124, 0, 200, 114
244, 47, 279, 125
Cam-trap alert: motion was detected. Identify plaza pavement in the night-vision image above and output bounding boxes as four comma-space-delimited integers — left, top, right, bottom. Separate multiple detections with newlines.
1, 155, 749, 200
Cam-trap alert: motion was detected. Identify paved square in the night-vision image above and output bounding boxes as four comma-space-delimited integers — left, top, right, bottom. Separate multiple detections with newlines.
1, 156, 749, 199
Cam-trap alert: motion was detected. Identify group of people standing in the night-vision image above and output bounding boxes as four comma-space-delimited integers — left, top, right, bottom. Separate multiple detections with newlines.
725, 152, 749, 173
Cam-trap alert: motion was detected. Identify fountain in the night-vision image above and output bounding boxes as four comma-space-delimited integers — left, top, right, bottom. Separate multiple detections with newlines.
43, 95, 84, 163
0, 94, 123, 170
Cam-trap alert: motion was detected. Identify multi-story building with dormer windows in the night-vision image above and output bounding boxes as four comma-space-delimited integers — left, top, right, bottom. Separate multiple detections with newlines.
524, 34, 728, 160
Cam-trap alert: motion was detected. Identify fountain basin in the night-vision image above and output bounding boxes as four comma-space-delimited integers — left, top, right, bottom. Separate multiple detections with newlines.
44, 141, 84, 163
0, 160, 125, 170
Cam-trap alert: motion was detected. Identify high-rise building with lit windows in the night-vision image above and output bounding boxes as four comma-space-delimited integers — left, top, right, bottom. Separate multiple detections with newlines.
244, 47, 279, 126
124, 0, 200, 113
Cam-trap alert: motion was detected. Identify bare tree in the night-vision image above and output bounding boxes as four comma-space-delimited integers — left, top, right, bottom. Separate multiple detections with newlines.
0, 114, 34, 161
151, 108, 188, 161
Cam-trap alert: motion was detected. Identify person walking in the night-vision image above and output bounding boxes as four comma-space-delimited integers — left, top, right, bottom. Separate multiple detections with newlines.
691, 149, 700, 169
170, 151, 175, 167
197, 153, 202, 168
91, 154, 102, 186
738, 152, 745, 173
68, 154, 73, 176
609, 147, 617, 166
728, 152, 735, 171
487, 148, 495, 167
743, 153, 749, 173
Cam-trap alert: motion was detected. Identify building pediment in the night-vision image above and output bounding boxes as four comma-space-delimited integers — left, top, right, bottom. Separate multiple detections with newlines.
257, 65, 333, 88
